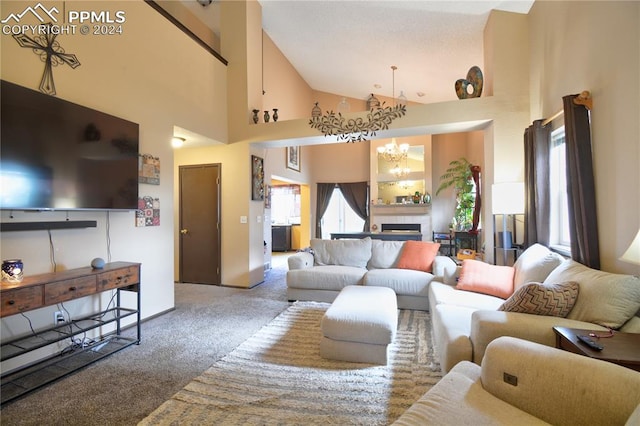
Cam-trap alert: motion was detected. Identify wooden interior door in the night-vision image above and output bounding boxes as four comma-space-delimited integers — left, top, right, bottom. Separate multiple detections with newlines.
179, 164, 221, 284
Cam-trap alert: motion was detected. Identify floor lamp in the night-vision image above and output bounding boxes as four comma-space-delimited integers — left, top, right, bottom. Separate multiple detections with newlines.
620, 229, 640, 268
492, 183, 525, 265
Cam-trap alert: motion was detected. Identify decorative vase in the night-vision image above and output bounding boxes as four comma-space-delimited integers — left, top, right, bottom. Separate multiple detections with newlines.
263, 110, 270, 123
252, 109, 259, 124
2, 259, 23, 282
272, 109, 278, 122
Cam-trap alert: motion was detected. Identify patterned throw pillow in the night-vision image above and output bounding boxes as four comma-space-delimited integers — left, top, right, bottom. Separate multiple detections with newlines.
498, 281, 579, 317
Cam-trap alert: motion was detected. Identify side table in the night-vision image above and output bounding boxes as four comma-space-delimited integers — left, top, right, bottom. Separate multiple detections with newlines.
553, 326, 640, 372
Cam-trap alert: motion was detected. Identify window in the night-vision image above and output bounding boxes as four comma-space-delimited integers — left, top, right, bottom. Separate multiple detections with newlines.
549, 126, 571, 252
321, 187, 365, 239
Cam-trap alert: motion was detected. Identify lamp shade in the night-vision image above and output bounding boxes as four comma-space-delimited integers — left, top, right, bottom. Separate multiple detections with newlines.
492, 182, 525, 214
620, 229, 640, 266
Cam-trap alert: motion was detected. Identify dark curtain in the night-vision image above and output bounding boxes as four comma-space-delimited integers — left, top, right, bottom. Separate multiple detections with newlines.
315, 183, 335, 238
563, 94, 600, 269
337, 182, 369, 231
469, 165, 481, 233
523, 119, 551, 247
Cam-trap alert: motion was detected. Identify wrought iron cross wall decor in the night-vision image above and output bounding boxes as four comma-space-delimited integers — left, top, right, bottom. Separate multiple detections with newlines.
13, 23, 81, 95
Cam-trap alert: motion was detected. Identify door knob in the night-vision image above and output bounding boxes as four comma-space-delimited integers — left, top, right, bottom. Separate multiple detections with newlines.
180, 229, 189, 235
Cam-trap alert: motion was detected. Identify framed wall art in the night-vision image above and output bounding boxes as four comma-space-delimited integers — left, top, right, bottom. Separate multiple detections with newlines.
136, 196, 160, 227
139, 154, 160, 185
286, 146, 300, 172
251, 155, 265, 200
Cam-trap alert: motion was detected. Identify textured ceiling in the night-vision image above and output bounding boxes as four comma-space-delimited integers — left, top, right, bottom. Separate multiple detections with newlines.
258, 0, 534, 104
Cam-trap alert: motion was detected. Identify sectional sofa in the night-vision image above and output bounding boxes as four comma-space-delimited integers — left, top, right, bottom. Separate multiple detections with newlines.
287, 238, 640, 372
287, 237, 453, 311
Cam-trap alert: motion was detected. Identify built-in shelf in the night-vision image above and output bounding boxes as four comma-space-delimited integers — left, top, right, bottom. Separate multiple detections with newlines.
0, 221, 97, 232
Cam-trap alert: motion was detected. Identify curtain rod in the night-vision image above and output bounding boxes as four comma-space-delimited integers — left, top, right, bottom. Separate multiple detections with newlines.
542, 91, 592, 127
542, 110, 564, 127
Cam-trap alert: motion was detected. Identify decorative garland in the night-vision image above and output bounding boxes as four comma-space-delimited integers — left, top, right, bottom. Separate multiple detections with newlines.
309, 104, 406, 143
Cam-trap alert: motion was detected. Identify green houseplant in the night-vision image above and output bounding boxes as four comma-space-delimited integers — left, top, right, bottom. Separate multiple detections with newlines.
436, 158, 476, 231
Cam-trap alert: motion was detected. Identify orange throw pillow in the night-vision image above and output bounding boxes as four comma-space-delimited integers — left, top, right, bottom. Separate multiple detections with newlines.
396, 241, 441, 272
456, 259, 515, 299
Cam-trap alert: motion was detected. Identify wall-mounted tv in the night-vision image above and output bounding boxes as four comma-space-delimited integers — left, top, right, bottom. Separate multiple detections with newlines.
1, 80, 139, 211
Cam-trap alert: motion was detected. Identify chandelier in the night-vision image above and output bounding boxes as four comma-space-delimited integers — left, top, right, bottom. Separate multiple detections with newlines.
378, 138, 411, 178
377, 138, 409, 163
309, 66, 406, 143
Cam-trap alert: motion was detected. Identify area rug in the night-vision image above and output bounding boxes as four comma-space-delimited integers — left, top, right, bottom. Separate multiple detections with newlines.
139, 301, 442, 425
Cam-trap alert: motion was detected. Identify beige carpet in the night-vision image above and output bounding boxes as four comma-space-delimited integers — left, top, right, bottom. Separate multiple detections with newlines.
139, 301, 442, 425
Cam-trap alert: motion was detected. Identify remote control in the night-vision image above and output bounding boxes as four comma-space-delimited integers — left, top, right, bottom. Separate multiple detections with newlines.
577, 334, 604, 351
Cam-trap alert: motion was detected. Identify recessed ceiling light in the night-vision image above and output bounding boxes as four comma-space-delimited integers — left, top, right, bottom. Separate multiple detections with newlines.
416, 92, 425, 97
374, 84, 382, 89
172, 137, 185, 148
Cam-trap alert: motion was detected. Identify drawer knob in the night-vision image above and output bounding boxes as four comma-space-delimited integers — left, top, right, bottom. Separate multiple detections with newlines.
69, 286, 77, 291
8, 300, 15, 305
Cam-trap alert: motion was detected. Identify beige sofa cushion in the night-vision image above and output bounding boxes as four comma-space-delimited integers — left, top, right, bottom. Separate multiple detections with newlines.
311, 237, 372, 268
513, 243, 565, 291
544, 259, 640, 329
429, 281, 504, 311
367, 239, 405, 269
363, 268, 432, 296
286, 265, 366, 291
431, 304, 475, 373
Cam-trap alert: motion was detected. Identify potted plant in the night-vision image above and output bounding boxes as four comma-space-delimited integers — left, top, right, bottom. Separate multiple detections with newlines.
436, 158, 476, 231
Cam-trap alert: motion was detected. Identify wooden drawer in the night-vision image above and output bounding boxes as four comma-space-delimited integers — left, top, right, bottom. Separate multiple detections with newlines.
44, 276, 96, 305
97, 266, 140, 291
1, 286, 43, 317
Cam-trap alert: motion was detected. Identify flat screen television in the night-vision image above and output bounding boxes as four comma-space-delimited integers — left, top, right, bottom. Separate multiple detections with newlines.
1, 80, 139, 211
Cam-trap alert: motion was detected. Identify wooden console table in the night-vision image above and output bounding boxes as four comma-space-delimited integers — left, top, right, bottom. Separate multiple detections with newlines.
0, 262, 141, 405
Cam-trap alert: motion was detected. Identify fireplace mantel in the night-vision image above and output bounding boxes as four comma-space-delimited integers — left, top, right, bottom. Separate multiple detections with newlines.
371, 204, 430, 215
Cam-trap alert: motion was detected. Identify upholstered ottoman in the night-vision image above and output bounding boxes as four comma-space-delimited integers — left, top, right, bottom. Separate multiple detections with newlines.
320, 285, 398, 364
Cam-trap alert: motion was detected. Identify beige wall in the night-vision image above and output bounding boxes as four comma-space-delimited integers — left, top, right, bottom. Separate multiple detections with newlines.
528, 1, 640, 275
0, 0, 227, 369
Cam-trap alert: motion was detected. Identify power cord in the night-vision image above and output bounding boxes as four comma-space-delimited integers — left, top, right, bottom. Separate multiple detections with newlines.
47, 229, 57, 272
19, 312, 49, 343
106, 211, 112, 263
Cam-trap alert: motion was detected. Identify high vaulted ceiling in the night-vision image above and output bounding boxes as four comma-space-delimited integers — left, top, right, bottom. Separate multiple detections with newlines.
259, 1, 534, 104
184, 0, 534, 106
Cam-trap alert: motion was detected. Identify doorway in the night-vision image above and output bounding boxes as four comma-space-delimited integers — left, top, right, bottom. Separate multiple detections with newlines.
178, 164, 221, 284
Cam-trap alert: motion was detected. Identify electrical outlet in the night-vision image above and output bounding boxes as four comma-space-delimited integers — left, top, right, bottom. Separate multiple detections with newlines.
54, 311, 65, 324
